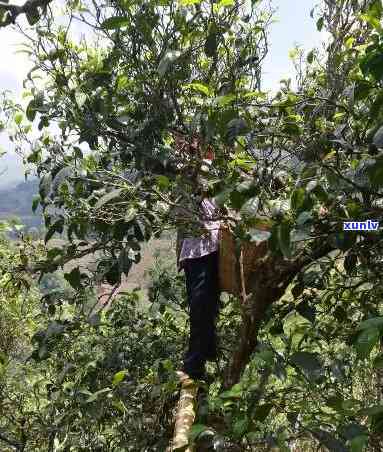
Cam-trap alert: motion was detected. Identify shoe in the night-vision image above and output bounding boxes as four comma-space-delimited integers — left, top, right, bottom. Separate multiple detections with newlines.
205, 350, 218, 361
179, 367, 205, 381
205, 339, 219, 361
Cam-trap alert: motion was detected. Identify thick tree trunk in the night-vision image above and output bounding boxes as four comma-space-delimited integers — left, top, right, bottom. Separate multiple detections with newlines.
223, 244, 332, 389
370, 338, 383, 451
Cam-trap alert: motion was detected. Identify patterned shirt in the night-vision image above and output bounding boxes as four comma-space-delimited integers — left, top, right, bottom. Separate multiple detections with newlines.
178, 198, 221, 267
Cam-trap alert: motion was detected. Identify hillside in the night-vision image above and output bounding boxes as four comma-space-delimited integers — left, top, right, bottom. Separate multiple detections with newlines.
0, 178, 42, 228
0, 178, 175, 297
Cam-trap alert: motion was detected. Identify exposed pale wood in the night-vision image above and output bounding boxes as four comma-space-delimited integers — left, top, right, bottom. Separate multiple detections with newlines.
168, 371, 198, 452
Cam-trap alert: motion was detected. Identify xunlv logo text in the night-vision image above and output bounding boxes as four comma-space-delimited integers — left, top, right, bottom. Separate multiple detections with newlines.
343, 220, 379, 231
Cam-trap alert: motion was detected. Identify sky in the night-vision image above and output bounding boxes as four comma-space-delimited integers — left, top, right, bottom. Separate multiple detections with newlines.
0, 0, 323, 188
262, 0, 322, 90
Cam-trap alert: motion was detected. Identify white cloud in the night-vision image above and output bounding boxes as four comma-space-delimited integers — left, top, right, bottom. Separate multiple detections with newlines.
0, 17, 35, 187
0, 24, 34, 94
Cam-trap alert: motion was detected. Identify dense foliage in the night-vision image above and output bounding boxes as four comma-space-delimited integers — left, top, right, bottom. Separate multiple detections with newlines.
2, 0, 383, 450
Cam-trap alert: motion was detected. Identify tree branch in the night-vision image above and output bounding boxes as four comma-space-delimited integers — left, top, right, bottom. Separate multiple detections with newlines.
0, 0, 53, 28
0, 431, 21, 450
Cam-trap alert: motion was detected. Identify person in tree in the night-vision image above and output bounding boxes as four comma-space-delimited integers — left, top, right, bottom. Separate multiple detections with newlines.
173, 133, 221, 381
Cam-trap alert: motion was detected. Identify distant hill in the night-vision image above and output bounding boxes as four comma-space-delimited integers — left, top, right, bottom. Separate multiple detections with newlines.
0, 151, 25, 189
0, 178, 43, 229
0, 179, 176, 298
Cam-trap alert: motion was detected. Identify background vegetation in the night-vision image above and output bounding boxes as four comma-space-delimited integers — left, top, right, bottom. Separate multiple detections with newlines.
1, 0, 383, 450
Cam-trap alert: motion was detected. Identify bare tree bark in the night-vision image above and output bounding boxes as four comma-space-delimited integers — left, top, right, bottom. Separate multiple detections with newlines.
223, 243, 333, 389
168, 371, 198, 452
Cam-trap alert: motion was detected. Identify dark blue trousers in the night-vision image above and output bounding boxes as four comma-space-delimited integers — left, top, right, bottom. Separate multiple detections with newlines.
182, 252, 220, 379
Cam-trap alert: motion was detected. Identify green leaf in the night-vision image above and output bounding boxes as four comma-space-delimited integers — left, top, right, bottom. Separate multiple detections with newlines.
307, 50, 314, 64
52, 167, 73, 192
26, 99, 37, 122
86, 388, 112, 403
0, 6, 7, 24
46, 321, 65, 337
64, 267, 82, 290
253, 403, 273, 422
47, 247, 63, 260
291, 282, 304, 300
124, 207, 137, 222
232, 417, 248, 438
0, 221, 11, 233
236, 180, 254, 193
278, 222, 292, 258
312, 429, 348, 452
220, 384, 243, 399
213, 188, 231, 207
45, 218, 64, 243
270, 199, 290, 217
240, 196, 259, 219
255, 349, 274, 365
291, 188, 305, 211
290, 351, 323, 380
344, 253, 357, 275
214, 94, 236, 106
13, 223, 24, 232
26, 6, 40, 25
360, 50, 383, 81
188, 424, 208, 442
88, 313, 100, 327
367, 160, 383, 186
218, 0, 235, 7
358, 405, 383, 416
180, 0, 202, 5
75, 90, 87, 108
358, 317, 383, 331
156, 175, 170, 189
112, 370, 128, 386
226, 118, 248, 145
95, 189, 123, 209
296, 211, 312, 226
204, 32, 218, 58
373, 354, 383, 369
184, 82, 211, 96
101, 16, 130, 29
38, 343, 49, 360
316, 17, 324, 31
355, 327, 380, 358
350, 435, 369, 452
373, 126, 383, 148
341, 423, 367, 441
39, 173, 52, 199
32, 195, 40, 213
118, 247, 133, 276
330, 231, 356, 252
360, 13, 382, 30
14, 112, 23, 125
0, 351, 7, 366
242, 90, 266, 100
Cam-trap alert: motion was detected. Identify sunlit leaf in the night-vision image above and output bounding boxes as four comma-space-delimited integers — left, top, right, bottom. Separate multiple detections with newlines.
101, 16, 130, 29
355, 327, 380, 358
112, 370, 128, 386
180, 0, 202, 5
94, 189, 123, 209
